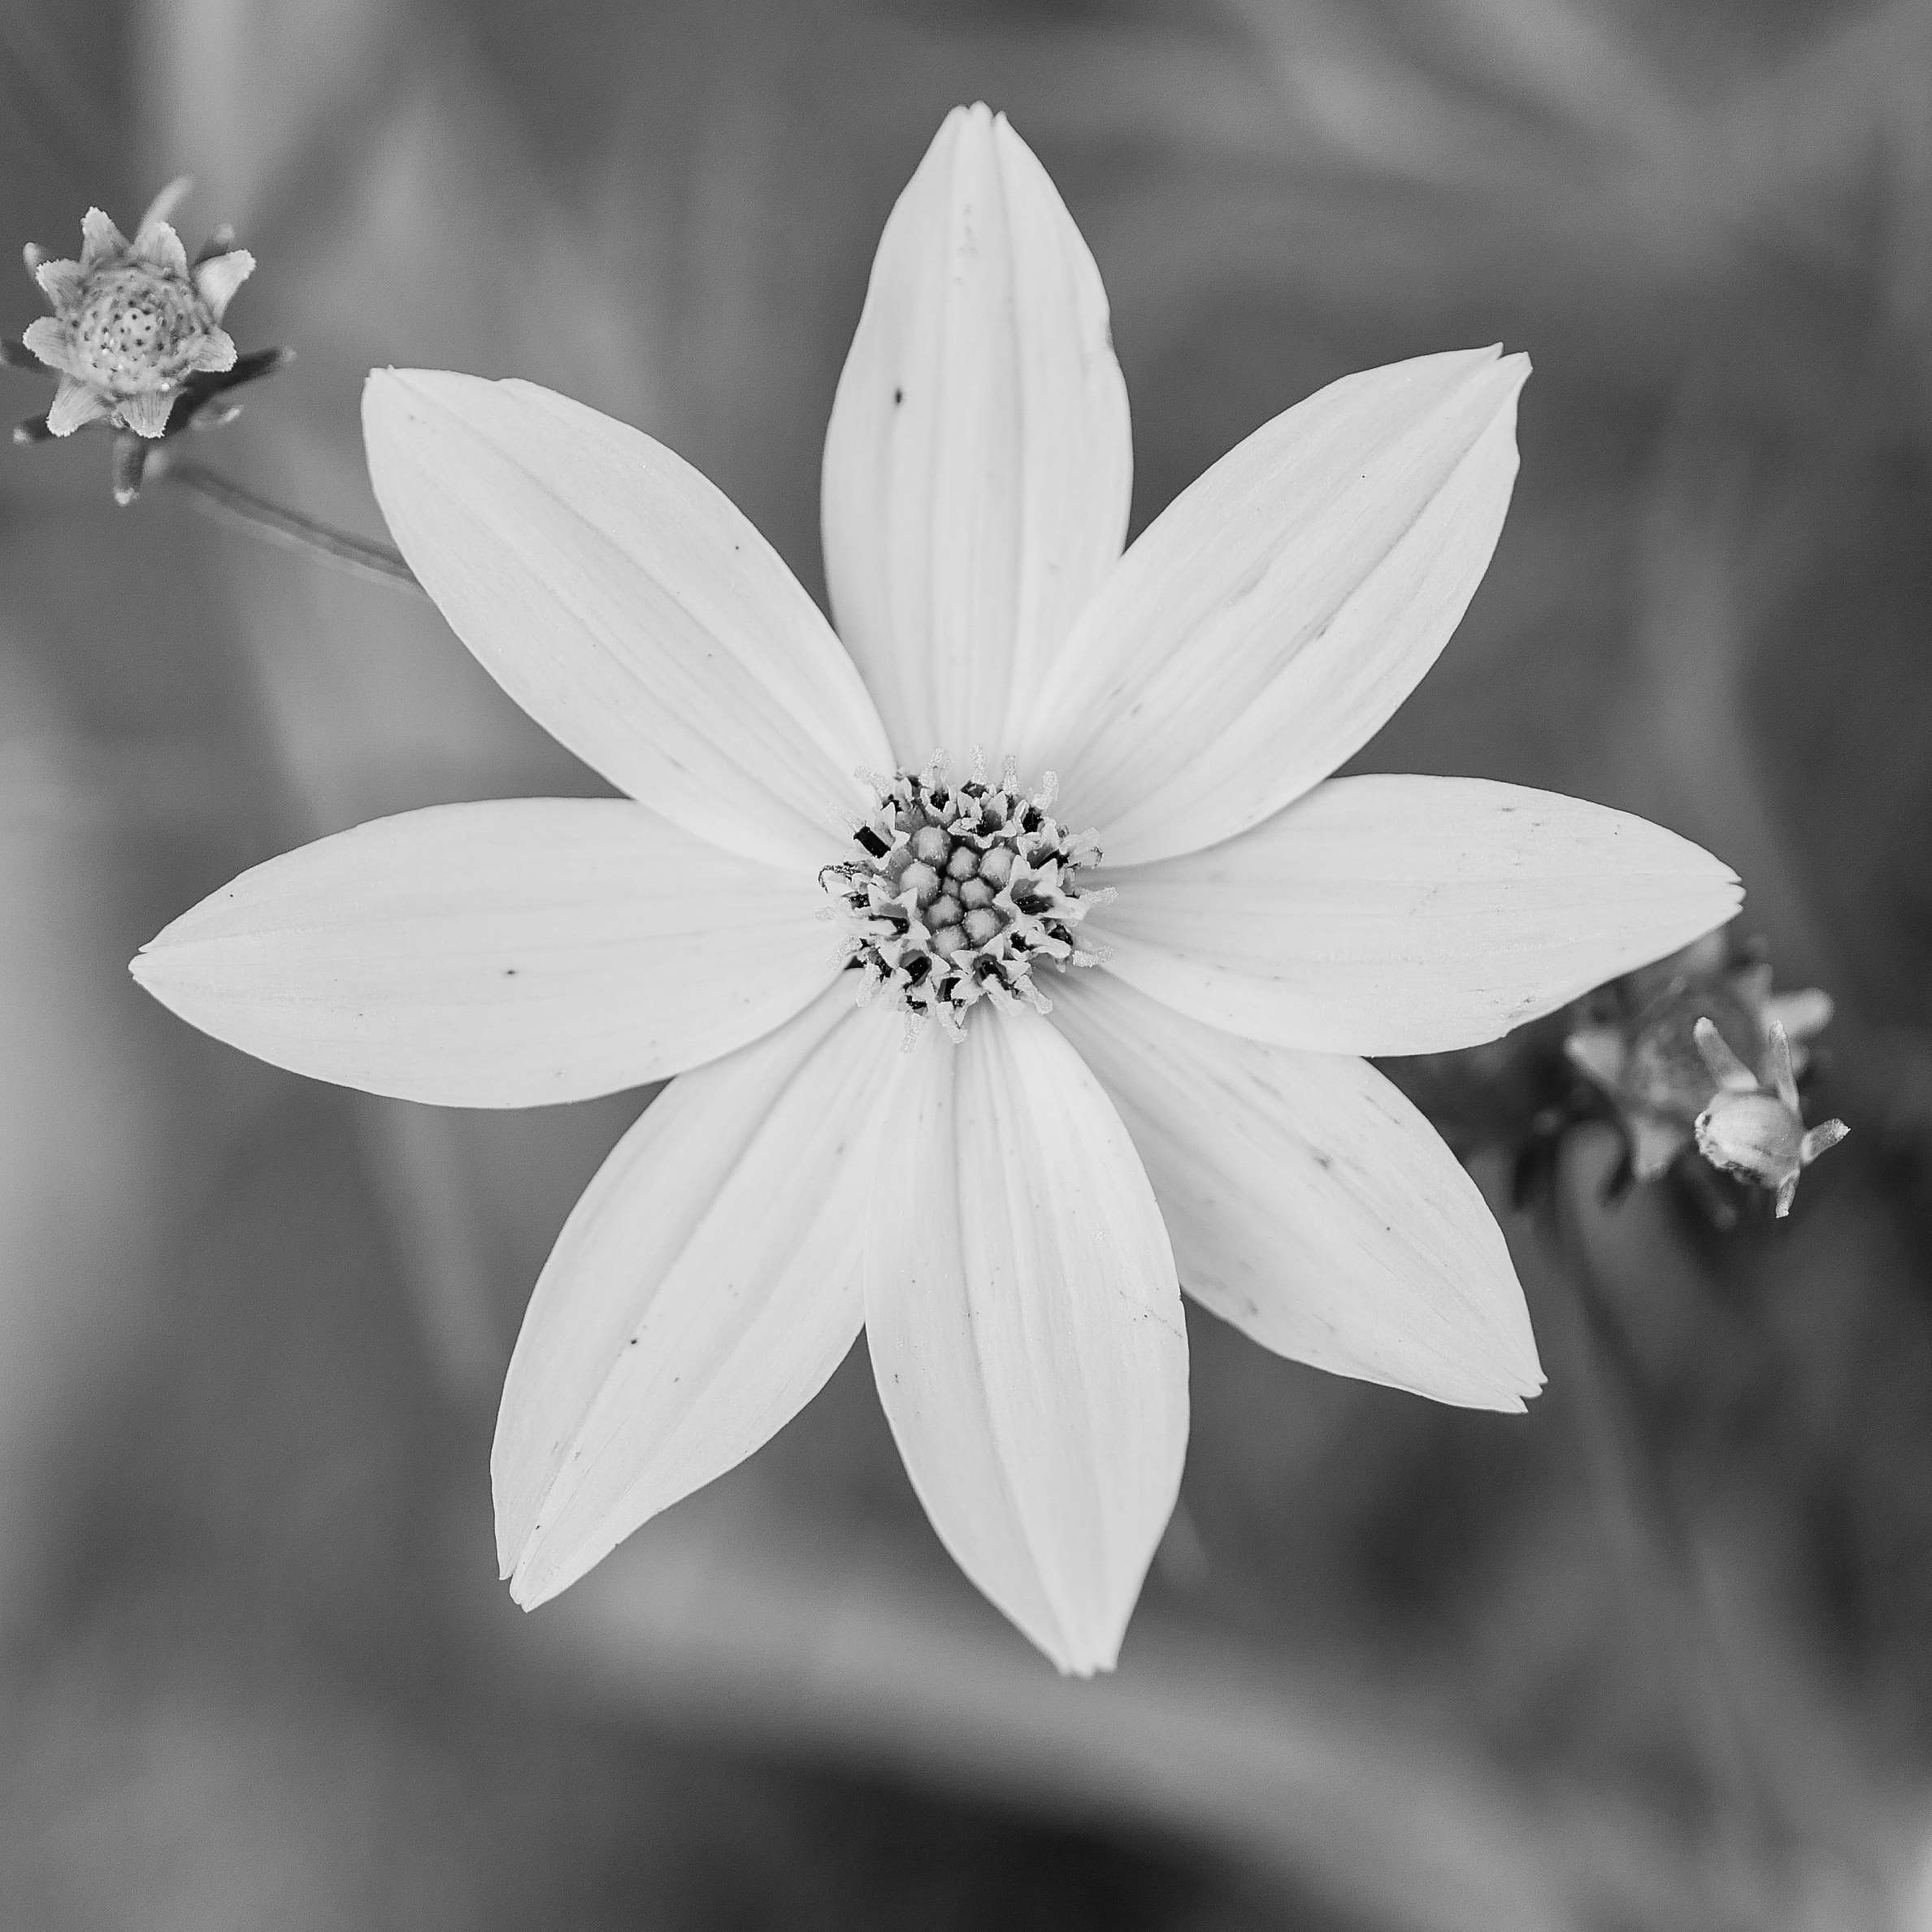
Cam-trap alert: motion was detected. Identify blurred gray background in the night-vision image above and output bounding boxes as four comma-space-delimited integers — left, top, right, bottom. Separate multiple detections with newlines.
2, 1, 1930, 1926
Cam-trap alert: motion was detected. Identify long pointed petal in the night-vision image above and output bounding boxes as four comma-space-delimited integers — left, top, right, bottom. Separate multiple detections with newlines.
363, 369, 892, 870
497, 985, 898, 1607
821, 104, 1131, 762
1049, 970, 1541, 1410
864, 1007, 1187, 1674
130, 799, 834, 1105
1089, 775, 1741, 1055
1022, 349, 1528, 867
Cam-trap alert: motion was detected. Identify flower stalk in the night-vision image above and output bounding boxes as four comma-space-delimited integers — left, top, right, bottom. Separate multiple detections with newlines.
143, 447, 419, 590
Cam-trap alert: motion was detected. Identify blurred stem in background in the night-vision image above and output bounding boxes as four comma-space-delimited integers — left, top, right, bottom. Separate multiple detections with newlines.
1543, 1151, 1794, 1925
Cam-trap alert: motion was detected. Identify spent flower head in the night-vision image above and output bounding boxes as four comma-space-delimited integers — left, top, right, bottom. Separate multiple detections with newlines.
132, 106, 1741, 1672
7, 179, 286, 503
1691, 1018, 1848, 1218
1566, 930, 1837, 1195
20, 177, 252, 437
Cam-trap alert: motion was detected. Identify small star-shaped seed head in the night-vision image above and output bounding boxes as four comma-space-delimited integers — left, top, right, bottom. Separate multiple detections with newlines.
1691, 1018, 1848, 1217
8, 179, 287, 503
17, 179, 253, 441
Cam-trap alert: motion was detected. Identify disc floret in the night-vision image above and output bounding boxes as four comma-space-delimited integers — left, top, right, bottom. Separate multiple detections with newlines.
823, 753, 1109, 1038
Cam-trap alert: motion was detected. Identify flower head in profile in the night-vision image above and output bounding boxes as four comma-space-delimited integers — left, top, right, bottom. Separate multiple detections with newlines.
16, 177, 254, 441
1565, 931, 1834, 1188
1691, 1018, 1847, 1217
132, 106, 1739, 1673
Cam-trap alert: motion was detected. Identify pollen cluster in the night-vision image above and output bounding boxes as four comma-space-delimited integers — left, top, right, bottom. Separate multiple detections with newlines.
823, 753, 1109, 1038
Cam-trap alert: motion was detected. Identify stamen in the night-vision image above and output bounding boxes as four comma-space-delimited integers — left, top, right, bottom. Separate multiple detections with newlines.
820, 750, 1108, 1038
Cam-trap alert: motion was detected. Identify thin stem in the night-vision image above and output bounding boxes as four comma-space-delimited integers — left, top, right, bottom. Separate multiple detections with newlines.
149, 452, 423, 593
1548, 1158, 1795, 1912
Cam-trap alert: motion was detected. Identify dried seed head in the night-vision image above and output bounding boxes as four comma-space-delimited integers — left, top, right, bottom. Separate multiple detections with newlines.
15, 179, 253, 441
7, 180, 286, 501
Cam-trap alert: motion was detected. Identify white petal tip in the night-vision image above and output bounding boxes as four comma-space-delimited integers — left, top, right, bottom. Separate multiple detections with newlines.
503, 1546, 559, 1611
1419, 1320, 1544, 1414
1436, 1356, 1543, 1415
1475, 348, 1531, 417
127, 942, 173, 995
498, 1506, 622, 1614
1028, 1618, 1122, 1678
1016, 1587, 1143, 1678
1052, 1653, 1111, 1682
363, 363, 461, 424
1441, 1365, 1543, 1414
1682, 878, 1747, 944
1440, 342, 1530, 393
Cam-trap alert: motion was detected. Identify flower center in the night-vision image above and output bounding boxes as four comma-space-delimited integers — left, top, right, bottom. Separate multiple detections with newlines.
822, 753, 1109, 1039
71, 264, 210, 393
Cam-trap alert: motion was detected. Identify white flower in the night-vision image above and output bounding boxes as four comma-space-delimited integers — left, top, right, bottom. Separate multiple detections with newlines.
131, 106, 1739, 1674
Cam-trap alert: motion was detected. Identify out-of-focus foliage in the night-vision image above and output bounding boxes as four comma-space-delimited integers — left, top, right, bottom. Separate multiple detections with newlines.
2, 1, 1929, 1926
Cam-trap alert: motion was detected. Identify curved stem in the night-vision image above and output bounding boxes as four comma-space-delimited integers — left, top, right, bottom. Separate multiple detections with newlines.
149, 451, 422, 593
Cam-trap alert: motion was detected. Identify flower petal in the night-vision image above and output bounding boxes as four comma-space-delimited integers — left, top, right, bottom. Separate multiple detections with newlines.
79, 207, 126, 266
117, 389, 176, 438
496, 984, 897, 1608
45, 376, 109, 436
1048, 970, 1541, 1410
132, 218, 189, 276
31, 259, 83, 315
363, 369, 892, 870
129, 798, 835, 1105
192, 248, 255, 323
1089, 775, 1742, 1055
1020, 348, 1529, 867
21, 316, 75, 377
189, 326, 239, 376
864, 1006, 1187, 1674
821, 104, 1131, 762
